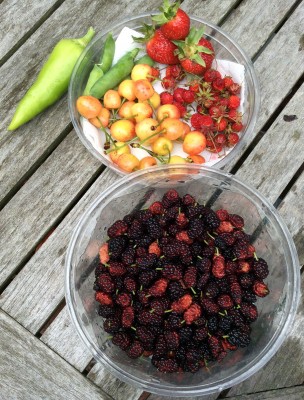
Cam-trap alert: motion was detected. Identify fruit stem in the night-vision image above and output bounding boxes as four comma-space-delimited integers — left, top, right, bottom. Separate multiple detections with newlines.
164, 309, 173, 313
253, 252, 259, 261
131, 326, 137, 331
190, 287, 196, 294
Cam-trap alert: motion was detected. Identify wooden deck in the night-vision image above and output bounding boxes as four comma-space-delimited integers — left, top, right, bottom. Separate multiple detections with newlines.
0, 0, 303, 399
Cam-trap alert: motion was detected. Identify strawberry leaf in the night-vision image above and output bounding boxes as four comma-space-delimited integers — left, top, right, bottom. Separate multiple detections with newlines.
133, 23, 155, 42
196, 45, 213, 54
187, 26, 205, 45
193, 54, 206, 67
152, 0, 180, 25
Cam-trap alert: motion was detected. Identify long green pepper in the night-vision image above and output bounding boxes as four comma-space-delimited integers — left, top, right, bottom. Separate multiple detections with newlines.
8, 27, 95, 131
90, 48, 139, 99
83, 33, 115, 95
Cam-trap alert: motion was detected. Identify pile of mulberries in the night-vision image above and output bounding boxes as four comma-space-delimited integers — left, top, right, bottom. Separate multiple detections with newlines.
94, 189, 270, 373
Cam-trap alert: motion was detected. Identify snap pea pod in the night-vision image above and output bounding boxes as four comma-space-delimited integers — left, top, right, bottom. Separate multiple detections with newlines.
90, 48, 139, 98
8, 27, 95, 131
83, 33, 115, 95
135, 54, 155, 66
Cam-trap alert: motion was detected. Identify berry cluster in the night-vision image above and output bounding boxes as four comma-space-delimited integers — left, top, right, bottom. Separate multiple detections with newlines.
160, 66, 243, 154
94, 190, 269, 373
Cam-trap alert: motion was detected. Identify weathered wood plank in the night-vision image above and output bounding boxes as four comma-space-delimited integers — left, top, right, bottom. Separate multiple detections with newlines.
147, 393, 219, 400
0, 309, 111, 400
236, 85, 304, 204
0, 0, 60, 61
41, 306, 92, 372
0, 0, 163, 203
224, 2, 304, 170
221, 0, 299, 57
0, 167, 117, 332
228, 385, 304, 400
0, 131, 100, 287
227, 273, 304, 397
182, 0, 239, 23
277, 171, 304, 264
87, 363, 143, 400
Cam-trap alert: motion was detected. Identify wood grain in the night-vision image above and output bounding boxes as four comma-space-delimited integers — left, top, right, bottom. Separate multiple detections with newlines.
227, 385, 304, 400
0, 167, 117, 333
87, 363, 143, 400
221, 0, 299, 57
278, 171, 304, 264
0, 131, 100, 287
0, 0, 163, 203
41, 306, 92, 372
181, 0, 239, 23
236, 85, 304, 203
0, 0, 60, 61
227, 274, 304, 397
224, 2, 304, 170
0, 309, 111, 400
148, 393, 219, 400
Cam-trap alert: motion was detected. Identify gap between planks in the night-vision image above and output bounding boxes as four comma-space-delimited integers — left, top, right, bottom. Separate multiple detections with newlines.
0, 162, 105, 294
0, 0, 67, 68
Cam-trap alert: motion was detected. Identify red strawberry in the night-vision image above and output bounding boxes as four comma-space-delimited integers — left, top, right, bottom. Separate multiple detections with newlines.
166, 64, 183, 78
174, 27, 214, 75
152, 0, 190, 40
173, 87, 186, 103
182, 89, 195, 103
232, 122, 243, 132
204, 69, 221, 82
215, 133, 227, 145
137, 26, 179, 65
162, 75, 176, 89
212, 78, 225, 91
171, 294, 192, 313
228, 95, 241, 109
228, 132, 239, 146
216, 118, 228, 132
224, 76, 234, 88
160, 91, 174, 105
149, 278, 168, 297
184, 303, 201, 324
229, 82, 241, 94
172, 101, 187, 117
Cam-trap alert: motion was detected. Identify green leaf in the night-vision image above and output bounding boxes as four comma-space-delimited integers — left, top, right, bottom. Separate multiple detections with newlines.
196, 45, 213, 54
152, 14, 169, 24
188, 26, 205, 45
193, 54, 206, 67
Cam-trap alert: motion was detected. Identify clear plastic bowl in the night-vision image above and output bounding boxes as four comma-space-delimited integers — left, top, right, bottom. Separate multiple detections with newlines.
68, 14, 260, 175
65, 165, 300, 397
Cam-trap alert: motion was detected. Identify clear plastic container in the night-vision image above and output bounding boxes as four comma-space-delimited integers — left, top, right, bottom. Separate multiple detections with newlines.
68, 14, 260, 175
65, 165, 300, 397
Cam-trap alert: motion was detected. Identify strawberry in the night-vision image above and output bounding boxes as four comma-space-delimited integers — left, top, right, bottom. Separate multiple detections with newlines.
204, 68, 221, 82
229, 82, 241, 94
152, 0, 190, 40
136, 26, 179, 65
212, 78, 225, 91
228, 95, 241, 109
174, 27, 214, 75
173, 87, 186, 103
228, 132, 239, 146
162, 75, 176, 89
172, 101, 187, 117
232, 122, 243, 132
182, 89, 195, 103
216, 118, 228, 132
166, 64, 183, 78
224, 76, 234, 88
160, 91, 174, 105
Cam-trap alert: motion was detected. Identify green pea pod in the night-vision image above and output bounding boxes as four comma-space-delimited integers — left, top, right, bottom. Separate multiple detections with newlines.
83, 33, 115, 95
8, 27, 95, 131
90, 48, 139, 98
135, 54, 155, 66
99, 33, 115, 73
83, 65, 103, 95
